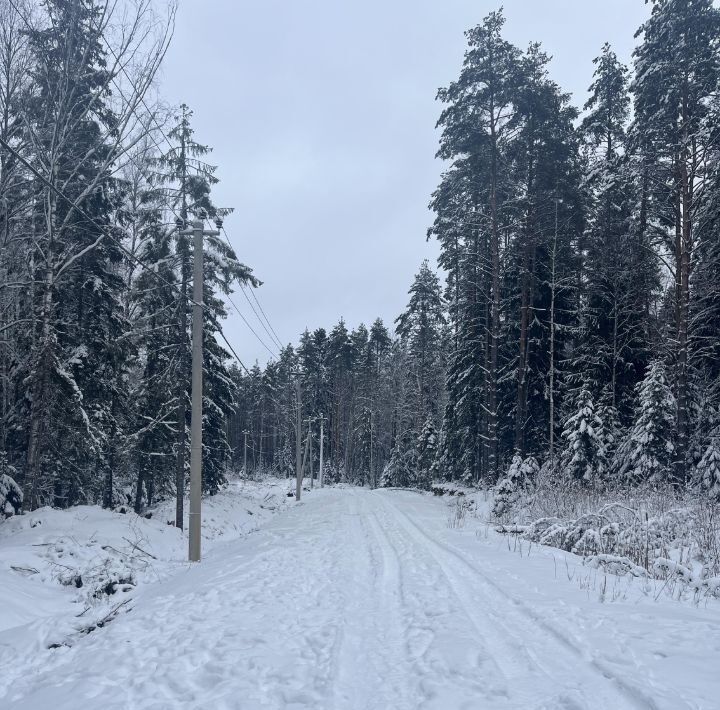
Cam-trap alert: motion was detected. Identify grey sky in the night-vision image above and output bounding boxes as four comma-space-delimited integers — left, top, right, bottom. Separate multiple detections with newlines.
161, 0, 650, 367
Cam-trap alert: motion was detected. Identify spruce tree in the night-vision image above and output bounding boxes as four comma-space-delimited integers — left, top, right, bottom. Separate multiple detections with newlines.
492, 454, 539, 518
560, 387, 606, 484
615, 360, 676, 482
698, 438, 720, 498
395, 260, 445, 455
21, 0, 130, 509
129, 156, 179, 511
416, 417, 439, 490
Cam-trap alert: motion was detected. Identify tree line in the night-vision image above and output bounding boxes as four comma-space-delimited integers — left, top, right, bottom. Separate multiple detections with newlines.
232, 1, 720, 501
3, 0, 720, 518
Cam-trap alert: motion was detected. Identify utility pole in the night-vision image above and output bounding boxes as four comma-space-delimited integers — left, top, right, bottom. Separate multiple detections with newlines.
318, 414, 326, 487
295, 377, 302, 501
243, 430, 248, 478
184, 211, 220, 563
259, 411, 264, 474
369, 409, 373, 489
301, 417, 312, 485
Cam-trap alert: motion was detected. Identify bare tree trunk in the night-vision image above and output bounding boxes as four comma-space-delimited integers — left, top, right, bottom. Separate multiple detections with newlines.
548, 200, 559, 474
487, 97, 501, 482
675, 109, 692, 484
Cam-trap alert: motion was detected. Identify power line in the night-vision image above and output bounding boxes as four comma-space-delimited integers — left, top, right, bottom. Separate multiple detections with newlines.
202, 217, 279, 359
239, 282, 284, 352
4, 0, 268, 374
91, 4, 282, 363
224, 292, 278, 359
106, 72, 279, 361
248, 282, 285, 351
215, 223, 285, 351
0, 134, 252, 377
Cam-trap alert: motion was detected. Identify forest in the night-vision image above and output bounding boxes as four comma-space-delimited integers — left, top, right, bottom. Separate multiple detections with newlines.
2, 0, 720, 526
232, 1, 720, 514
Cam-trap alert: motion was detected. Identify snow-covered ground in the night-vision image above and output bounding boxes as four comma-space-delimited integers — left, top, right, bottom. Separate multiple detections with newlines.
2, 485, 719, 709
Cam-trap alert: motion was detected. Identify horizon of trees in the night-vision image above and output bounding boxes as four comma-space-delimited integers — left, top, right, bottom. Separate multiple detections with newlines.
3, 0, 720, 519
232, 1, 720, 503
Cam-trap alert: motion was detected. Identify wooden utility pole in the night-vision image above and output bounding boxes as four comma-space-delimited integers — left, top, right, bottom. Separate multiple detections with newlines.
319, 414, 326, 487
185, 212, 220, 563
295, 377, 302, 501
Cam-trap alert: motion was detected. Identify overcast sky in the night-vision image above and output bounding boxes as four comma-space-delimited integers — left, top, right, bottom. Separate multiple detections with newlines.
160, 0, 651, 367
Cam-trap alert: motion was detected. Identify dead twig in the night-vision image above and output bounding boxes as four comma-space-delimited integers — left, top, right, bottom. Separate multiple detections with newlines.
122, 536, 157, 559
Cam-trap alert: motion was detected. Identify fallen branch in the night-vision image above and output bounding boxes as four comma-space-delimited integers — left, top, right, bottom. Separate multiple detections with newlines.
10, 565, 39, 575
122, 536, 157, 559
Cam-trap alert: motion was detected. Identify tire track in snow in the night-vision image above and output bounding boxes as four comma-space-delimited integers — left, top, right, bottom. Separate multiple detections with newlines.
355, 491, 419, 709
371, 493, 553, 708
330, 490, 418, 710
379, 491, 683, 710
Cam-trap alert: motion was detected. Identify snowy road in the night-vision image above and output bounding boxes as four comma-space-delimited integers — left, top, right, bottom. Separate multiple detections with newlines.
4, 488, 719, 709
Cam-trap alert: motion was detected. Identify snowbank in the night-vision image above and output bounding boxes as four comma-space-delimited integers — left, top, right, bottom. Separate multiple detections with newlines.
0, 477, 293, 696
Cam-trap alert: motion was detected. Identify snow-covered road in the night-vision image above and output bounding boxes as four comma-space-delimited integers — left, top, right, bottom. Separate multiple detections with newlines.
4, 488, 719, 709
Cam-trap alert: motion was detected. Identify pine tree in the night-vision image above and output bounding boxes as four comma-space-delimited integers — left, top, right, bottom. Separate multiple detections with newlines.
432, 165, 487, 482
690, 91, 720, 429
435, 10, 523, 481
579, 43, 654, 422
631, 0, 720, 481
582, 43, 630, 162
503, 43, 584, 458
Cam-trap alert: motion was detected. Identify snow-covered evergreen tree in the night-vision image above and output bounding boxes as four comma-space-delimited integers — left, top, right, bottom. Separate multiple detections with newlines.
395, 261, 446, 426
615, 360, 676, 482
416, 417, 439, 490
596, 396, 621, 478
492, 454, 539, 518
631, 0, 720, 481
130, 167, 179, 512
20, 0, 132, 509
560, 388, 606, 484
698, 438, 720, 499
0, 451, 22, 517
578, 43, 654, 422
382, 427, 417, 489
